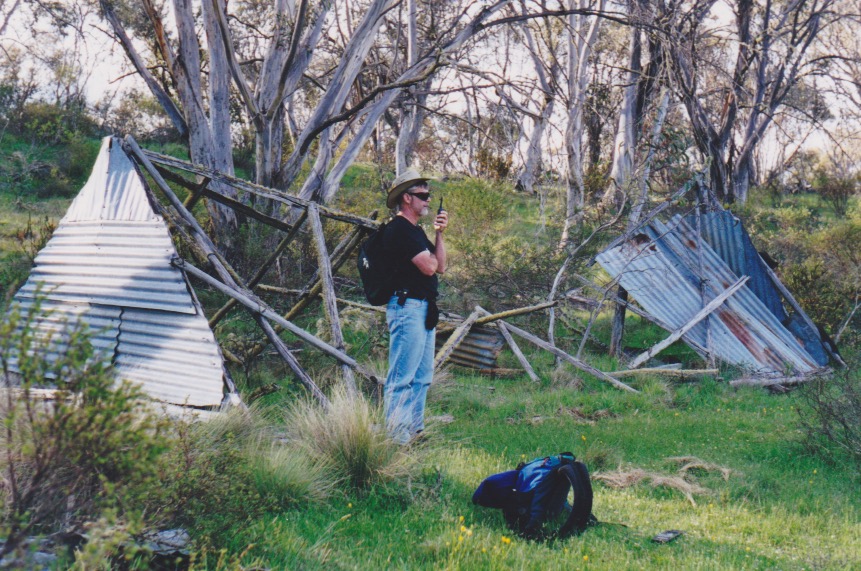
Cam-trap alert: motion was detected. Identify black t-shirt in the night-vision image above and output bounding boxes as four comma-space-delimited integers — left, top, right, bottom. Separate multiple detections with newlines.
382, 216, 438, 300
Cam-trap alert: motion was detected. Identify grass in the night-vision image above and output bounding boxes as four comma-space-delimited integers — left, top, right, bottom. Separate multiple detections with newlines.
208, 371, 860, 570
154, 341, 861, 570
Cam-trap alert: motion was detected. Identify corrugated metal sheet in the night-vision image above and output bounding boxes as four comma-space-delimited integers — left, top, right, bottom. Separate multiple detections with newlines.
7, 137, 225, 407
686, 211, 787, 321
685, 211, 828, 366
437, 325, 505, 369
64, 137, 160, 223
16, 221, 196, 314
6, 298, 120, 375
596, 216, 821, 375
114, 308, 224, 406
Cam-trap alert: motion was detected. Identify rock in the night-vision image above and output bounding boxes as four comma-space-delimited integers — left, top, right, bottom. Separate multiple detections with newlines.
142, 529, 191, 555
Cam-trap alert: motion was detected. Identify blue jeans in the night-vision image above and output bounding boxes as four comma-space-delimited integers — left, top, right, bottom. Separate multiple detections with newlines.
385, 297, 435, 444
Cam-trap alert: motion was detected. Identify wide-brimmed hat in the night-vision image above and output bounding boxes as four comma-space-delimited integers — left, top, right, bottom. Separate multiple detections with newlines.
386, 168, 432, 209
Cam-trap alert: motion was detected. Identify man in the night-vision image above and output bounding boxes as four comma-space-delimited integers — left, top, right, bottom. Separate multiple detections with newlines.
382, 169, 449, 444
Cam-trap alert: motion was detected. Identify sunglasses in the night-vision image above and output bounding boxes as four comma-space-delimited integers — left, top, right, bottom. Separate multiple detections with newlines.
407, 192, 431, 201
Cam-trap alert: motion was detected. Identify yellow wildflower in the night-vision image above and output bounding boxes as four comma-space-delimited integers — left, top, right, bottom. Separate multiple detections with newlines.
501, 536, 511, 545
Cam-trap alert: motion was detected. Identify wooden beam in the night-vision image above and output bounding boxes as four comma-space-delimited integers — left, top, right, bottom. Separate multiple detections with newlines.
173, 257, 375, 381
437, 301, 557, 333
608, 368, 719, 379
476, 306, 539, 382
257, 316, 330, 408
153, 165, 214, 214
729, 369, 831, 388
208, 210, 308, 328
199, 187, 296, 233
243, 224, 366, 361
184, 177, 211, 210
435, 308, 481, 371
308, 203, 357, 395
501, 322, 639, 393
142, 149, 380, 230
628, 276, 749, 369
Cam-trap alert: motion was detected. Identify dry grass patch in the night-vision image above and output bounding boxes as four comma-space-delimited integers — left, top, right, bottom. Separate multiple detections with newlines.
594, 467, 710, 506
667, 455, 734, 481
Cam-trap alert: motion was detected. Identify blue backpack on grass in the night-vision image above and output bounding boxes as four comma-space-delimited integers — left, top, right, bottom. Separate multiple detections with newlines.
472, 452, 594, 540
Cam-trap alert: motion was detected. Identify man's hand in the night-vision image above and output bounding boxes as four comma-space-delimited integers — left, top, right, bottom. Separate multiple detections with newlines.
433, 210, 449, 232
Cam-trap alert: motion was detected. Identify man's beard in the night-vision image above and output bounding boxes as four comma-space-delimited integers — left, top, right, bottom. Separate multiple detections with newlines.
419, 205, 429, 216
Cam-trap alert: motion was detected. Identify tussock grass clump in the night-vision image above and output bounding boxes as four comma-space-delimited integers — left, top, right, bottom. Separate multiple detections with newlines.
283, 388, 412, 490
667, 455, 733, 480
148, 406, 333, 544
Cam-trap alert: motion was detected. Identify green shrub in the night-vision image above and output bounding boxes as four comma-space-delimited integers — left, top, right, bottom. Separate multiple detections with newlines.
0, 295, 168, 557
146, 407, 332, 545
797, 370, 861, 474
781, 259, 852, 333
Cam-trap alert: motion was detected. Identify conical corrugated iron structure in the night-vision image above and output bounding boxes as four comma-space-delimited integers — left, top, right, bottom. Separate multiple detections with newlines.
8, 137, 227, 407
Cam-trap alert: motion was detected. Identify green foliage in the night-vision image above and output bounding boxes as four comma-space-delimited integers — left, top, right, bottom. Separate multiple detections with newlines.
475, 147, 512, 181
781, 259, 852, 332
451, 232, 560, 308
0, 295, 168, 556
812, 168, 858, 218
145, 407, 333, 545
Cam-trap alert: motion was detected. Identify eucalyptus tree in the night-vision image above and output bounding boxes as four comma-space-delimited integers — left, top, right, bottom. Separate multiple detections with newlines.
510, 2, 564, 195
559, 0, 606, 248
660, 0, 842, 204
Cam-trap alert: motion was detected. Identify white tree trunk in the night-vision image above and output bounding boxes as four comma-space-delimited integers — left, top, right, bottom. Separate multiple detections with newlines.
602, 16, 640, 210
560, 0, 604, 249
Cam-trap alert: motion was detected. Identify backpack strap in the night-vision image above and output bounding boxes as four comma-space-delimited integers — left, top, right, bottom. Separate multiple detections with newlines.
556, 461, 594, 538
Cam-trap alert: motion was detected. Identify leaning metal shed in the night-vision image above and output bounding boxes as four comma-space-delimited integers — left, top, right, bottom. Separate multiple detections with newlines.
686, 211, 829, 366
596, 215, 823, 375
7, 137, 231, 407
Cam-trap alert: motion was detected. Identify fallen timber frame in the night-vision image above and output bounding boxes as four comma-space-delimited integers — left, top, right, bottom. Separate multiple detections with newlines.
120, 134, 663, 402
124, 135, 378, 404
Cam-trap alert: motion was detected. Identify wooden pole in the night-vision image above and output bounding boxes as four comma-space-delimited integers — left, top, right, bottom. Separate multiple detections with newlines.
208, 210, 308, 328
183, 176, 211, 210
257, 317, 330, 408
436, 301, 557, 333
434, 309, 481, 371
294, 221, 367, 303
142, 149, 380, 230
243, 224, 365, 361
730, 369, 830, 388
256, 285, 387, 313
308, 203, 357, 395
476, 306, 540, 382
501, 322, 639, 393
172, 257, 375, 380
609, 368, 719, 379
627, 276, 749, 369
